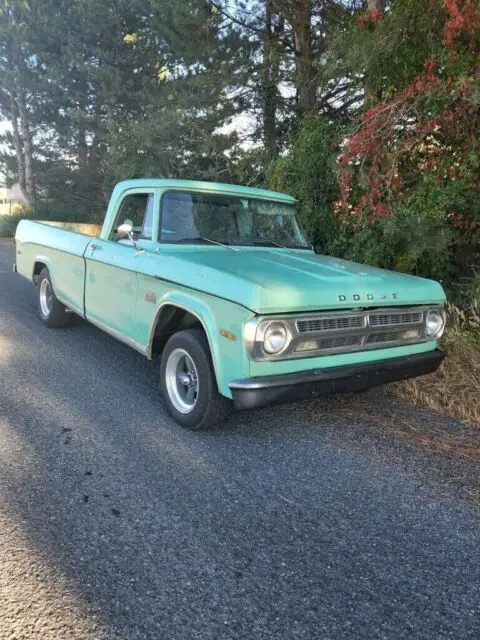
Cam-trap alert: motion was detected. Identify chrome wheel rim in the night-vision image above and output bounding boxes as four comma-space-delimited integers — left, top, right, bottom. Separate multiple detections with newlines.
165, 348, 199, 414
39, 278, 53, 317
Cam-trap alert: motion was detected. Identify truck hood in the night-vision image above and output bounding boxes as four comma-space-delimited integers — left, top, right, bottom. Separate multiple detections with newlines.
159, 248, 446, 314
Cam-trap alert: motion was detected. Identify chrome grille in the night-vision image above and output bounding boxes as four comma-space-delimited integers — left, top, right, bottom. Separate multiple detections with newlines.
318, 335, 363, 350
369, 311, 422, 327
291, 307, 427, 357
297, 309, 424, 336
297, 316, 364, 334
365, 331, 403, 345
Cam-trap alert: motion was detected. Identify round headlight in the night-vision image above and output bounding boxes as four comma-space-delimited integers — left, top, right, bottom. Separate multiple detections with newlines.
263, 322, 290, 354
425, 309, 445, 338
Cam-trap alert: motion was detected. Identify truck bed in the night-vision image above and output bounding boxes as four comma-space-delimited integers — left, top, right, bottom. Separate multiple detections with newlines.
15, 219, 96, 315
41, 221, 102, 236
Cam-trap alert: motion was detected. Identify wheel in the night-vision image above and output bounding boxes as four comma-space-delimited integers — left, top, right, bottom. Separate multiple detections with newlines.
160, 329, 232, 429
37, 267, 72, 328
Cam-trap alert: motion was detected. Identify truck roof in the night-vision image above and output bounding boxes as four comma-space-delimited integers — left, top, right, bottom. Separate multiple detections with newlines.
113, 179, 296, 204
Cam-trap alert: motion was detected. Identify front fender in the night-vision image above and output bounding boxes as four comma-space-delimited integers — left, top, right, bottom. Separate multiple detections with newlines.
149, 290, 253, 398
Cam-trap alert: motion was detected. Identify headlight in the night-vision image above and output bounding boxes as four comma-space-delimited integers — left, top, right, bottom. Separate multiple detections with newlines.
263, 321, 290, 354
425, 309, 446, 338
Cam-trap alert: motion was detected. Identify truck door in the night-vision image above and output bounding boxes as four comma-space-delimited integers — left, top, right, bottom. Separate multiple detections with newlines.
84, 191, 155, 346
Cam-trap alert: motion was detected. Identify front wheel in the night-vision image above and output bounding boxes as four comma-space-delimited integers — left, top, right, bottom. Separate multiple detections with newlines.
160, 329, 232, 430
37, 268, 72, 328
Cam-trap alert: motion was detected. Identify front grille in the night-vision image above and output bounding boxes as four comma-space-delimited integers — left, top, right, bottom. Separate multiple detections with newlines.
297, 316, 364, 334
369, 311, 422, 327
318, 335, 363, 351
365, 331, 403, 345
291, 307, 428, 357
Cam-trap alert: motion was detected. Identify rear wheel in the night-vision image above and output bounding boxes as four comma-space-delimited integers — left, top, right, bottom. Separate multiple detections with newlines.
37, 268, 72, 328
160, 329, 232, 429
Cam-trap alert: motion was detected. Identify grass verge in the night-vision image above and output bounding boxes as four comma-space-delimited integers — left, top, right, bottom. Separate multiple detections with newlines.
392, 304, 480, 426
0, 213, 26, 237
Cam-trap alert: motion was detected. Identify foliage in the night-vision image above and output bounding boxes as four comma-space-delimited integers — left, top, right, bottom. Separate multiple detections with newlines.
0, 200, 95, 237
0, 0, 253, 209
0, 212, 25, 237
393, 303, 480, 426
268, 116, 339, 252
331, 0, 480, 302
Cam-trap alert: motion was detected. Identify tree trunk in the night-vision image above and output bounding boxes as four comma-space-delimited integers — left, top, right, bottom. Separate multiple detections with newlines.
367, 0, 386, 13
9, 89, 26, 195
5, 41, 27, 198
78, 124, 88, 171
77, 74, 89, 173
365, 0, 386, 105
291, 0, 316, 115
15, 83, 37, 205
262, 1, 283, 157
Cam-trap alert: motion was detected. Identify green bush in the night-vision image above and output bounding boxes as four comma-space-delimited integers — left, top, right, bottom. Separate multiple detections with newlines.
268, 116, 339, 253
0, 200, 99, 237
0, 213, 25, 238
266, 115, 479, 311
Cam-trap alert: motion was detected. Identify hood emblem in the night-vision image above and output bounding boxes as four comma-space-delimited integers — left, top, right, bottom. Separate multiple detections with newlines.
338, 293, 399, 302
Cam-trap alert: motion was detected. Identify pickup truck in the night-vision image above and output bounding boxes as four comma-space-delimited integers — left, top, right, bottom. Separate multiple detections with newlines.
14, 179, 446, 429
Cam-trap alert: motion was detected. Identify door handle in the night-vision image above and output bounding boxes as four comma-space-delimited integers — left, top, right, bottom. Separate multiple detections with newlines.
90, 243, 100, 251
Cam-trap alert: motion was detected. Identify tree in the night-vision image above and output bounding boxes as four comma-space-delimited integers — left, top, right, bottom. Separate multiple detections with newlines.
0, 0, 253, 215
334, 0, 480, 283
103, 0, 252, 184
0, 1, 37, 204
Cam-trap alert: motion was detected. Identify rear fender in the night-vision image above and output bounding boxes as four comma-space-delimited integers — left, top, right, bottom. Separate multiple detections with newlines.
32, 255, 53, 284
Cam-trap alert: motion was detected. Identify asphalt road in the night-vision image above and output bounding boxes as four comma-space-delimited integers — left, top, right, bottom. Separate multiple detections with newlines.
0, 239, 479, 640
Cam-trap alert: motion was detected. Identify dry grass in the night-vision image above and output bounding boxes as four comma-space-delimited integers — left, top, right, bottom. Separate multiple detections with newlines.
392, 304, 480, 426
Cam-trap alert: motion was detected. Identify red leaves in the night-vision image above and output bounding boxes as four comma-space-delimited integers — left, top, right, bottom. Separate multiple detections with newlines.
340, 103, 392, 165
443, 0, 479, 49
368, 8, 385, 23
424, 57, 437, 74
356, 8, 385, 29
338, 170, 352, 202
336, 2, 479, 226
450, 212, 480, 233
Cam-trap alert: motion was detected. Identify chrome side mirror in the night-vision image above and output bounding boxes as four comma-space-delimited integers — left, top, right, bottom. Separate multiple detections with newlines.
117, 222, 133, 237
117, 222, 138, 250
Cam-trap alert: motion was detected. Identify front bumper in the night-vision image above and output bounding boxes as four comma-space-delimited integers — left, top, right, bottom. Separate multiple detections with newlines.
230, 349, 444, 411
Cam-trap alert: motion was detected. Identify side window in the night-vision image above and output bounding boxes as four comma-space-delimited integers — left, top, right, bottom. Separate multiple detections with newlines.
109, 193, 154, 242
159, 192, 198, 241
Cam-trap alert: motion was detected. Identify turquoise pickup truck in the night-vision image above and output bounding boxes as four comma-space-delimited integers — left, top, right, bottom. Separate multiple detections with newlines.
15, 179, 446, 429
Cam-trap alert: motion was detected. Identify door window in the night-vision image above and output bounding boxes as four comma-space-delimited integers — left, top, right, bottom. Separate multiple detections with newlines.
109, 193, 154, 241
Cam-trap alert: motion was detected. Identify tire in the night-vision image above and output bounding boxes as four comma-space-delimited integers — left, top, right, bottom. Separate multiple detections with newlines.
160, 329, 232, 429
37, 267, 72, 328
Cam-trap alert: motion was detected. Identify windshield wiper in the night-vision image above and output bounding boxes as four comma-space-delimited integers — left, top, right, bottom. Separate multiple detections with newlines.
173, 237, 239, 251
250, 240, 303, 251
199, 237, 239, 251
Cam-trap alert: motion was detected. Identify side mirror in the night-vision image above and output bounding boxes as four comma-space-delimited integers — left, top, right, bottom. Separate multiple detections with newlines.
117, 222, 133, 238
117, 221, 143, 254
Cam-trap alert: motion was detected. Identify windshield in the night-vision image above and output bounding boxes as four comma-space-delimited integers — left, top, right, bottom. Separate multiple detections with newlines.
159, 191, 310, 249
